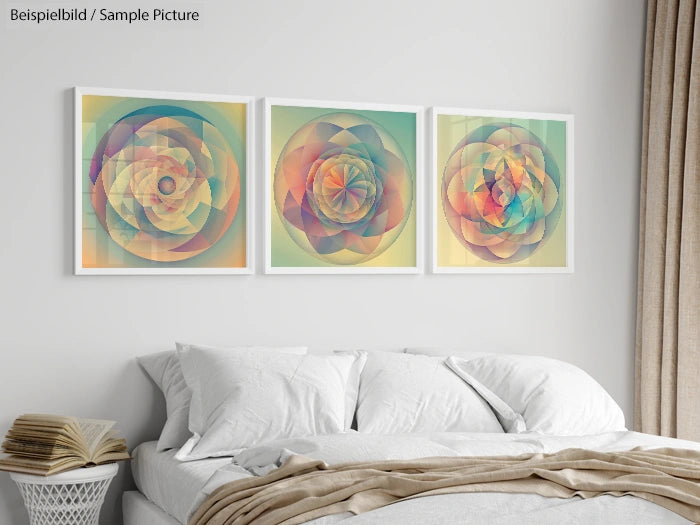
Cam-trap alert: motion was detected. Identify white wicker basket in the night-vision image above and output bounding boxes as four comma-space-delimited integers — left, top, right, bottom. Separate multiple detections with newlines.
10, 463, 118, 525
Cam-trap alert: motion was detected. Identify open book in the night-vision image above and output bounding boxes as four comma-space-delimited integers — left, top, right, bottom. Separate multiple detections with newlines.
0, 414, 130, 476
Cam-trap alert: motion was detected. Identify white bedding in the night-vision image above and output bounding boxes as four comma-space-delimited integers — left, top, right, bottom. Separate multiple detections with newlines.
305, 492, 695, 525
130, 442, 248, 524
129, 432, 700, 525
123, 491, 180, 525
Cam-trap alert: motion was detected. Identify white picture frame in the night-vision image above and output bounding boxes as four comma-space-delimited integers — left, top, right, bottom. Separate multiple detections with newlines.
264, 97, 424, 274
431, 107, 574, 274
75, 87, 255, 275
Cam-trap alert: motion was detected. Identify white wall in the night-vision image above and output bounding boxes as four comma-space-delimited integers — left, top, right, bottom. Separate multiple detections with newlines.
0, 1, 646, 523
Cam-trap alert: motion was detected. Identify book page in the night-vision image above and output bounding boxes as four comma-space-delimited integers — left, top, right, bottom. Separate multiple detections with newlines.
15, 414, 75, 427
0, 452, 85, 476
76, 419, 115, 457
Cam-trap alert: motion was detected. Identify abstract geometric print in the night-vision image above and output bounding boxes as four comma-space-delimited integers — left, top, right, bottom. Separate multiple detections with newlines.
78, 89, 249, 272
269, 103, 418, 270
435, 111, 571, 271
443, 124, 562, 262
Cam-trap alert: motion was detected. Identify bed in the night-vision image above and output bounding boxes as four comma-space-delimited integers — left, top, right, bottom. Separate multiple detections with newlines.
125, 344, 700, 525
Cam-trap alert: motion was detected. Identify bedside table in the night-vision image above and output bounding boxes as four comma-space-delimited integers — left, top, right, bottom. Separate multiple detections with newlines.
10, 463, 118, 525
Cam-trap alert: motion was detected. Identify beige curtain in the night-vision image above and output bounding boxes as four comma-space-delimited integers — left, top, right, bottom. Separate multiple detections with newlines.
635, 0, 699, 441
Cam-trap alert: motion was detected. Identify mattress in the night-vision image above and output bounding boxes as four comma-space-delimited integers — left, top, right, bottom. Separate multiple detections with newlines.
307, 493, 694, 525
128, 433, 700, 525
125, 485, 695, 525
130, 441, 244, 524
123, 491, 180, 525
123, 489, 350, 525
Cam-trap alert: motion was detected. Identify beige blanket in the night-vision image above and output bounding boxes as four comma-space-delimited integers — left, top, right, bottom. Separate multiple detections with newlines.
190, 447, 700, 525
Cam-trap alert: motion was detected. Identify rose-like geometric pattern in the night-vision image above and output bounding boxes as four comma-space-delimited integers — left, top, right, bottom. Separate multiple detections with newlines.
442, 124, 562, 263
89, 105, 240, 262
274, 112, 413, 265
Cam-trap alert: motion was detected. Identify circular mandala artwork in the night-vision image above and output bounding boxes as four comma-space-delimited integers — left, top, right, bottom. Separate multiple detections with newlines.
89, 105, 241, 262
274, 112, 413, 265
442, 124, 562, 263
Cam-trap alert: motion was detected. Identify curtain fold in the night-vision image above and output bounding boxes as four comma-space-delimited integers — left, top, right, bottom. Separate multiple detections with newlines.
635, 0, 699, 441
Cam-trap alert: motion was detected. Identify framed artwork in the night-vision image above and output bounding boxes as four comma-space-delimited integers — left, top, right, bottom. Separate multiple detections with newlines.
75, 87, 254, 275
265, 98, 423, 274
432, 108, 574, 273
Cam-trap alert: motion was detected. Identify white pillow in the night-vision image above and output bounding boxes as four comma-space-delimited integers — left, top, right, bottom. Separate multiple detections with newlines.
355, 352, 503, 434
137, 344, 307, 451
175, 347, 366, 460
444, 357, 525, 433
137, 350, 192, 451
446, 355, 626, 435
405, 347, 492, 359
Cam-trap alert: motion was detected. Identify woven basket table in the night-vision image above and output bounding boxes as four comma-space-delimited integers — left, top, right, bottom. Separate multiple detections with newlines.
10, 463, 118, 525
